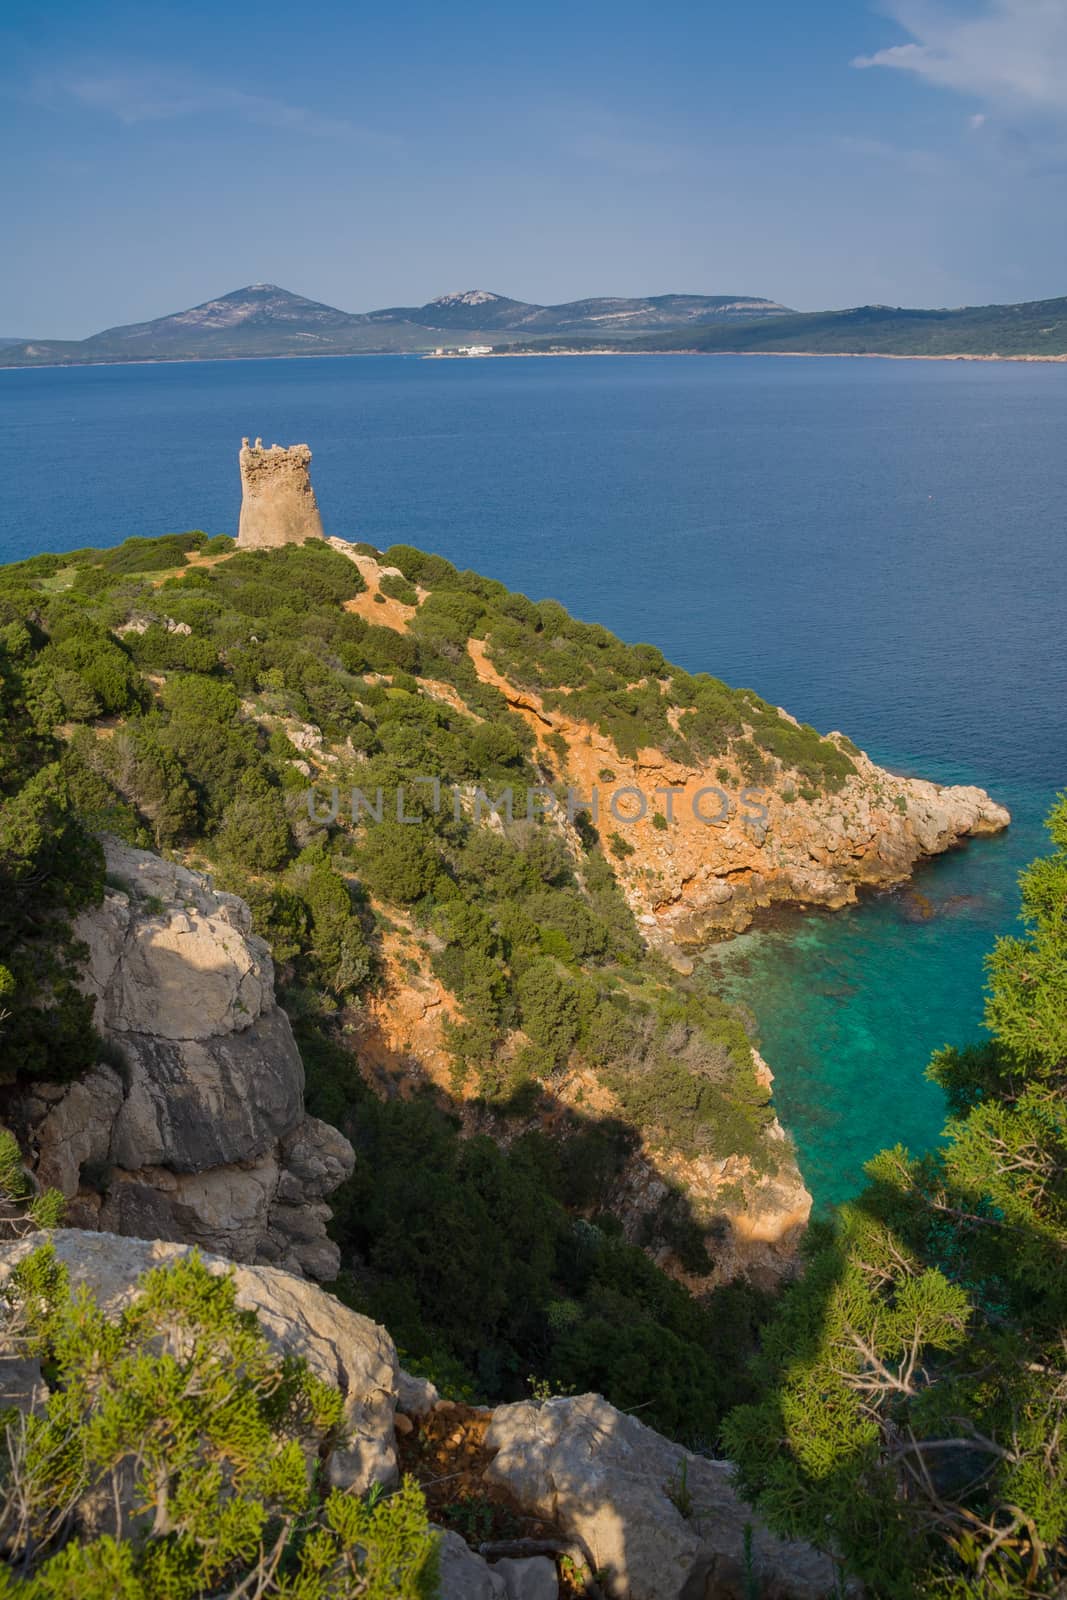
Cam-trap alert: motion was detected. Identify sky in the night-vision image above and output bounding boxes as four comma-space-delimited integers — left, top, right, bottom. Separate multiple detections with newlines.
3, 0, 1067, 336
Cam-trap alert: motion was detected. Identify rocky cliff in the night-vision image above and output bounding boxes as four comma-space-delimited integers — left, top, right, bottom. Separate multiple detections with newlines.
6, 841, 353, 1279
0, 1229, 839, 1600
321, 544, 1008, 1283
463, 636, 1008, 950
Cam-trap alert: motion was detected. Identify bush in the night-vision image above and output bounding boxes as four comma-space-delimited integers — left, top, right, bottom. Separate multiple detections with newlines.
382, 545, 461, 589
0, 1246, 439, 1599
64, 725, 196, 847
356, 823, 440, 905
0, 757, 104, 1081
516, 959, 582, 1068
378, 572, 419, 607
214, 773, 292, 871
285, 844, 373, 997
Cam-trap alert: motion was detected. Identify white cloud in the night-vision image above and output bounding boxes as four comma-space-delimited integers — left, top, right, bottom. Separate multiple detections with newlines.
853, 0, 1067, 113
34, 66, 396, 146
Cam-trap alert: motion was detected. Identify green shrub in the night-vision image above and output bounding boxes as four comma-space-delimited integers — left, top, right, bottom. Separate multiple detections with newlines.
516, 958, 582, 1068
0, 1246, 439, 1599
356, 823, 440, 905
378, 572, 419, 607
214, 773, 292, 871
382, 545, 461, 589
0, 754, 103, 1081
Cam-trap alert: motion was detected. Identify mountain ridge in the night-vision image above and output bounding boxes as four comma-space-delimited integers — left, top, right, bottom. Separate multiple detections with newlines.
501, 293, 1067, 359
8, 281, 1067, 366
0, 282, 788, 366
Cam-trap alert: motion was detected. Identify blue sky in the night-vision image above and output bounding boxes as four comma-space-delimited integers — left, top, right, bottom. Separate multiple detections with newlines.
4, 0, 1067, 335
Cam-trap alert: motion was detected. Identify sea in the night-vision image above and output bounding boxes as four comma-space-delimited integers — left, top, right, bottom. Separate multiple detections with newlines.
1, 351, 1064, 1205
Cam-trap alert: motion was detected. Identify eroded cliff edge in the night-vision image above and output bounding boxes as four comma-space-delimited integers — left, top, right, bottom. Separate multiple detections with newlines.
338, 543, 1009, 952
321, 544, 1008, 1282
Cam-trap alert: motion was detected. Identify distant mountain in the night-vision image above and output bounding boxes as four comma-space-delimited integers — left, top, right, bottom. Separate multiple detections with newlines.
0, 284, 789, 367
0, 337, 27, 348
367, 288, 787, 335
504, 296, 1067, 360
0, 286, 429, 367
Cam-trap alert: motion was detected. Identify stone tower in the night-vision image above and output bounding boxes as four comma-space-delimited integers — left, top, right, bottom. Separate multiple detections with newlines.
237, 438, 325, 549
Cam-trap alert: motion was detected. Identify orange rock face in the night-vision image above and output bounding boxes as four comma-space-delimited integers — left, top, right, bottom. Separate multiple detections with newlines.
465, 641, 1010, 950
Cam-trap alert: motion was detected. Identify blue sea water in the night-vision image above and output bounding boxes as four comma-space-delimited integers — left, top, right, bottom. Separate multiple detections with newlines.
1, 352, 1064, 1204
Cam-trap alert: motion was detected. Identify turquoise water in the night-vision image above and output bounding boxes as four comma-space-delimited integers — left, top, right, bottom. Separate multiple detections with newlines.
1, 353, 1063, 1203
702, 773, 1049, 1206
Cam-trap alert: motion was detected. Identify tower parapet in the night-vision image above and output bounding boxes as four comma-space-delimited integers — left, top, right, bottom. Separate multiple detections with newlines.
237, 439, 325, 549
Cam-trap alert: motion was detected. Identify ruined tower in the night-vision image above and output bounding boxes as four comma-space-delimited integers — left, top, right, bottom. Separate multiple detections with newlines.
237, 438, 325, 549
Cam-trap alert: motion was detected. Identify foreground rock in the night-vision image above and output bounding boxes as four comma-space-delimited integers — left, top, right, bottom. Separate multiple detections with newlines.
7, 840, 353, 1278
437, 1532, 558, 1599
0, 1230, 836, 1599
0, 1230, 396, 1493
485, 1394, 836, 1599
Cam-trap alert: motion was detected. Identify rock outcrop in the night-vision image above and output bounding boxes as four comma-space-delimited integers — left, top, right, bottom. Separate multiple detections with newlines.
7, 841, 353, 1279
464, 635, 1010, 949
0, 1230, 834, 1599
0, 1231, 396, 1492
484, 1394, 836, 1599
237, 437, 325, 549
437, 1532, 558, 1599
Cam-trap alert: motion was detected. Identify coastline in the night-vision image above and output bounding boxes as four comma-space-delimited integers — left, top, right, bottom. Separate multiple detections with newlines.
0, 348, 428, 374
7, 345, 1067, 374
432, 347, 1067, 364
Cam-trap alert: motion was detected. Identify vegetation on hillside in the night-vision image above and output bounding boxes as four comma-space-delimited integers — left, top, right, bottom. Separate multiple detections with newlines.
0, 530, 790, 1444
381, 541, 856, 783
723, 797, 1067, 1597
0, 613, 104, 1081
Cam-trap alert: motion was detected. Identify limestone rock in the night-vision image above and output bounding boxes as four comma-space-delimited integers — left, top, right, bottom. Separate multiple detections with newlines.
0, 1231, 396, 1493
0, 1356, 47, 1417
237, 438, 325, 549
421, 1555, 557, 1600
484, 1393, 835, 1600
437, 1531, 508, 1599
0, 1233, 835, 1597
29, 1065, 124, 1199
397, 1367, 441, 1417
490, 1556, 558, 1600
10, 840, 353, 1279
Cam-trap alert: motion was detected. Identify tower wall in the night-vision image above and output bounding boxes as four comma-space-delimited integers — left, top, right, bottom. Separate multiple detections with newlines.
237, 438, 325, 549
